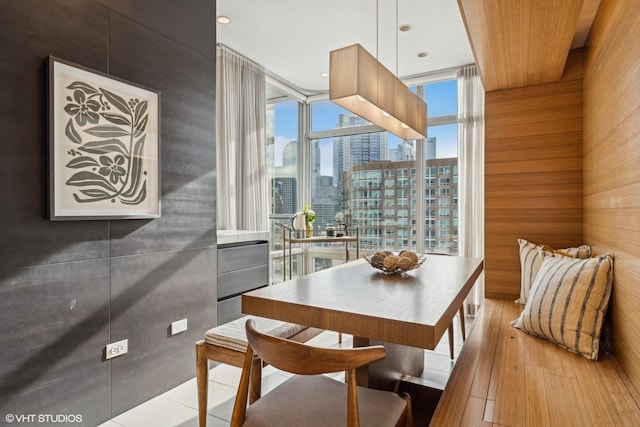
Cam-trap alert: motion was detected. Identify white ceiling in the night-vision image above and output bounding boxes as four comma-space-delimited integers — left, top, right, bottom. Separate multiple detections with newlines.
216, 0, 474, 95
216, 0, 601, 96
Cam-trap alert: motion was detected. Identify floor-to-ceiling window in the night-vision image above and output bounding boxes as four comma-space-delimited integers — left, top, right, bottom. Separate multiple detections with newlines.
423, 77, 459, 253
267, 99, 301, 280
267, 73, 460, 281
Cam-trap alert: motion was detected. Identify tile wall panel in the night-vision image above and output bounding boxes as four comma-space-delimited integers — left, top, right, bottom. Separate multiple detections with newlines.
109, 247, 217, 414
107, 11, 217, 257
96, 0, 216, 59
0, 0, 217, 424
0, 0, 110, 269
0, 259, 111, 425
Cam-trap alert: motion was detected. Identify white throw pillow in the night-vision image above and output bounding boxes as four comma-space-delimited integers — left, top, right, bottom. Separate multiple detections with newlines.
517, 239, 591, 304
511, 252, 613, 360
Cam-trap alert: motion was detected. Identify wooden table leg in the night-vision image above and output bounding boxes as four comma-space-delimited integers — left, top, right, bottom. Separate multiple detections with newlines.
448, 305, 467, 360
459, 305, 466, 340
448, 323, 454, 360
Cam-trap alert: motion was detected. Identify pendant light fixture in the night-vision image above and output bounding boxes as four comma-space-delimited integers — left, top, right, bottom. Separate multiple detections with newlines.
329, 1, 427, 140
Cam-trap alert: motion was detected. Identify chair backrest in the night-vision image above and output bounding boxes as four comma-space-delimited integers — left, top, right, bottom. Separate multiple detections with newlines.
245, 319, 386, 375
231, 319, 389, 427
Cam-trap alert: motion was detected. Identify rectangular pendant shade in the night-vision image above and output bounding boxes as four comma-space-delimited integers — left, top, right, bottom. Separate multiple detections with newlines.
329, 44, 427, 140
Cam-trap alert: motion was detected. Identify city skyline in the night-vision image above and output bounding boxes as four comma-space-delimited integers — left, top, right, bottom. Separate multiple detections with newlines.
272, 79, 458, 175
268, 78, 460, 253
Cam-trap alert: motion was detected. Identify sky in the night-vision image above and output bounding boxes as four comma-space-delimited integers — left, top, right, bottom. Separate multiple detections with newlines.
273, 79, 458, 175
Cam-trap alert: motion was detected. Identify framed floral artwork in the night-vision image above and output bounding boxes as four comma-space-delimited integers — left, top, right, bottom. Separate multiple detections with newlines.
47, 56, 161, 220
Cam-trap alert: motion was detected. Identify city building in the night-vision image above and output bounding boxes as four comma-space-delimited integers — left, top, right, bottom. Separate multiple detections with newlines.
333, 113, 388, 195
390, 140, 416, 161
342, 157, 458, 252
271, 177, 297, 215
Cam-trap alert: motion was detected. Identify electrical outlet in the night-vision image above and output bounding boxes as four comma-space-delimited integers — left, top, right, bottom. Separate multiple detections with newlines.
171, 318, 188, 335
105, 339, 128, 360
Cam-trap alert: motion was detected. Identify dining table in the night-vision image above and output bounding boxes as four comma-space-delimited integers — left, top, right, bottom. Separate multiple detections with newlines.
242, 255, 484, 391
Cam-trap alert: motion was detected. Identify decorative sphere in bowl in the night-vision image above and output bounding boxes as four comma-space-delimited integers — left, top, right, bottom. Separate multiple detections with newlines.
364, 250, 425, 274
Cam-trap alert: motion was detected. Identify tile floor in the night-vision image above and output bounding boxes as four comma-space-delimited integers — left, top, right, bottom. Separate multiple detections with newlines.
98, 315, 469, 427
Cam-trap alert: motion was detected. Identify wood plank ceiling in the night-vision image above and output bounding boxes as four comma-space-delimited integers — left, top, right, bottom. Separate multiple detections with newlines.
458, 0, 584, 91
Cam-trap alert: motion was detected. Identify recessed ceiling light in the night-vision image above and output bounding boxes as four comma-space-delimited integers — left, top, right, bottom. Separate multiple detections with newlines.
217, 15, 231, 25
417, 52, 429, 58
320, 72, 329, 78
399, 24, 412, 32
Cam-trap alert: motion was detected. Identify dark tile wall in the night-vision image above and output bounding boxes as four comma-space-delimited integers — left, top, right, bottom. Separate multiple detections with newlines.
0, 260, 111, 423
0, 1, 110, 269
107, 10, 217, 257
110, 248, 216, 414
0, 1, 216, 425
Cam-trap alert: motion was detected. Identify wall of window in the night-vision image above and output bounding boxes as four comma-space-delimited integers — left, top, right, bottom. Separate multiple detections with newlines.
267, 75, 460, 281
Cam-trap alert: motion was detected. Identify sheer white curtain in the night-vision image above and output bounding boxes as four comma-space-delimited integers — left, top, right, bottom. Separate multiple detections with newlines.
216, 46, 268, 230
458, 64, 485, 312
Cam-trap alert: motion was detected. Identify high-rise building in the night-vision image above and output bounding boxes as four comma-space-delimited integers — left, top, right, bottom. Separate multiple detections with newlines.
312, 185, 339, 229
389, 137, 433, 161
268, 137, 297, 268
333, 113, 388, 195
392, 140, 416, 161
283, 140, 298, 166
271, 177, 297, 215
425, 137, 437, 160
271, 140, 298, 215
311, 140, 322, 194
341, 158, 458, 253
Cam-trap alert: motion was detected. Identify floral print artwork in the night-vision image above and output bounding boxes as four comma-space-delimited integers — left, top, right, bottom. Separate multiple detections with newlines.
62, 81, 149, 205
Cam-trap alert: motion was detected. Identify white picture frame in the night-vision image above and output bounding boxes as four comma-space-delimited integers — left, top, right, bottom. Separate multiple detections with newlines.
48, 56, 161, 220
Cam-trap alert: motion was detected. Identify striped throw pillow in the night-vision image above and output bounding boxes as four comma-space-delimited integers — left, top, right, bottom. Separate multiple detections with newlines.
511, 252, 613, 360
517, 239, 591, 304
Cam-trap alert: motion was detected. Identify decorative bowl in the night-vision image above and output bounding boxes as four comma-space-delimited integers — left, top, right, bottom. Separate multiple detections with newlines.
364, 251, 426, 274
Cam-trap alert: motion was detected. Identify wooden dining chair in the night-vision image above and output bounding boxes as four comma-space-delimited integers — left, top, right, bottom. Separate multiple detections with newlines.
231, 319, 413, 427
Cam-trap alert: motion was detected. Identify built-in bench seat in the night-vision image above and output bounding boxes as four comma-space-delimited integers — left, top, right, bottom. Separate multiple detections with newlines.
430, 298, 640, 426
195, 315, 322, 427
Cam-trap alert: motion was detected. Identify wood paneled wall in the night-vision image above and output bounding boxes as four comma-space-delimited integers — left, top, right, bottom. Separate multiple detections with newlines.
484, 52, 584, 298
583, 0, 640, 398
